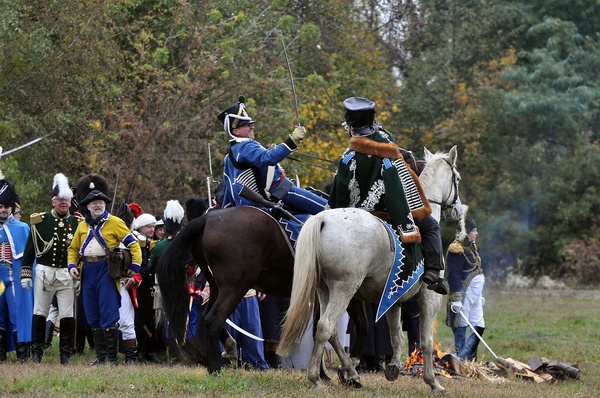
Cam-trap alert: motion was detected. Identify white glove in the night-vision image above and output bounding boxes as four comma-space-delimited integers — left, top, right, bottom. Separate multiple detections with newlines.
21, 278, 32, 290
289, 126, 306, 145
450, 301, 463, 313
481, 296, 485, 307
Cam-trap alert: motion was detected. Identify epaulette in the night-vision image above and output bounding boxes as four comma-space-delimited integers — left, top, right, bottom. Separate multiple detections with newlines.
30, 213, 44, 225
448, 241, 464, 254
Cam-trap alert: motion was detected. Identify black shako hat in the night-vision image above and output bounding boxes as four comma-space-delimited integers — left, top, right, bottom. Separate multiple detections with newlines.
217, 95, 255, 136
343, 97, 376, 128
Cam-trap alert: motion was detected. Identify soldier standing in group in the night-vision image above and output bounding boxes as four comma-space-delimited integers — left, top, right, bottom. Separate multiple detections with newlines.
21, 174, 79, 364
0, 178, 32, 362
68, 174, 142, 366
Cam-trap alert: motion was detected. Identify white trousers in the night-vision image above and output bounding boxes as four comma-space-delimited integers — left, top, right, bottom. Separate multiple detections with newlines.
33, 264, 74, 319
459, 274, 485, 328
118, 280, 136, 340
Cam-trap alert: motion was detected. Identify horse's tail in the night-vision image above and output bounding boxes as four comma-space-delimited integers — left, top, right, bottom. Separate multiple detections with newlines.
277, 213, 323, 357
156, 215, 207, 345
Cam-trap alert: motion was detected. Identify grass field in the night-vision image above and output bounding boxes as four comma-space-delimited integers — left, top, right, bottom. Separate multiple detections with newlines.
1, 289, 599, 397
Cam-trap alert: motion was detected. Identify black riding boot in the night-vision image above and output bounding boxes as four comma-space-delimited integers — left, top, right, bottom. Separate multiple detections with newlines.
90, 327, 107, 365
31, 315, 47, 363
421, 251, 449, 295
104, 323, 119, 365
59, 317, 75, 365
123, 338, 138, 365
416, 217, 448, 295
0, 329, 6, 362
14, 331, 30, 363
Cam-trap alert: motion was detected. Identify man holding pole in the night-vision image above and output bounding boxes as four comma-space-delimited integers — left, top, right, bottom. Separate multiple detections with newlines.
446, 210, 486, 361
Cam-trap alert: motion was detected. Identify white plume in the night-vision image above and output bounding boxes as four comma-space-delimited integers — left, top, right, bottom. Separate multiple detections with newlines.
164, 199, 184, 223
53, 173, 73, 200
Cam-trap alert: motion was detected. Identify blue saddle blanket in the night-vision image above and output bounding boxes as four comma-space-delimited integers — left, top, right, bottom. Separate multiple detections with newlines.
375, 220, 424, 322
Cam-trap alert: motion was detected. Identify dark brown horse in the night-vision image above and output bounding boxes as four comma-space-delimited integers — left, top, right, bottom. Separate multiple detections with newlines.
156, 205, 367, 378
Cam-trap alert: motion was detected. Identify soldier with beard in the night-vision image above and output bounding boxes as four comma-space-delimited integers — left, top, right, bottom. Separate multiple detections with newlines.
67, 174, 142, 366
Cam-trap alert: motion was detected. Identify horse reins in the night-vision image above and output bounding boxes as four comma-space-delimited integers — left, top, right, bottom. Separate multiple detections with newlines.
427, 158, 460, 210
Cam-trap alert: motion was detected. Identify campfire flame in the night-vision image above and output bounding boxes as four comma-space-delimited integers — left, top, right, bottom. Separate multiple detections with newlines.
403, 346, 453, 378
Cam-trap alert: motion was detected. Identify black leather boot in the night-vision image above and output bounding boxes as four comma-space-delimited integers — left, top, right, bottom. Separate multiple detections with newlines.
14, 331, 30, 363
123, 338, 138, 365
422, 252, 449, 295
90, 327, 107, 365
59, 317, 75, 365
104, 323, 119, 365
31, 315, 47, 363
0, 329, 6, 362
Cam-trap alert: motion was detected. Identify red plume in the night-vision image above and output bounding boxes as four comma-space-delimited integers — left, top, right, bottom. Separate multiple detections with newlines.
128, 202, 143, 219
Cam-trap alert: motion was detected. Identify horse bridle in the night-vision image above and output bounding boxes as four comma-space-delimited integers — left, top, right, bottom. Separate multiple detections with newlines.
428, 158, 461, 210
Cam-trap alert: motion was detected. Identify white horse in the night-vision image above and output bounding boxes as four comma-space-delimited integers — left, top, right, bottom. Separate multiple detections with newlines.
278, 146, 461, 392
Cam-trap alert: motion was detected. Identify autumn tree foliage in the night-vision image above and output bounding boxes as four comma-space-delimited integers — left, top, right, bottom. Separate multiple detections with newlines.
1, 0, 600, 283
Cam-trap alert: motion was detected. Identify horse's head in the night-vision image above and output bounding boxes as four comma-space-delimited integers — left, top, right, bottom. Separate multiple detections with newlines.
421, 145, 463, 221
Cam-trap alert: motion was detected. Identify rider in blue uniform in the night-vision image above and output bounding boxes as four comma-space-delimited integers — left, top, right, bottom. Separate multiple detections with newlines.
217, 98, 327, 214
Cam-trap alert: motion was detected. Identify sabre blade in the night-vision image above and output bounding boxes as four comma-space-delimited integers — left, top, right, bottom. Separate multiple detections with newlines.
281, 38, 301, 126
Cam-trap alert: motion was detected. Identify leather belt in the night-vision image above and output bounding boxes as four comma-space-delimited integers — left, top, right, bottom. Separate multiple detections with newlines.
81, 255, 106, 263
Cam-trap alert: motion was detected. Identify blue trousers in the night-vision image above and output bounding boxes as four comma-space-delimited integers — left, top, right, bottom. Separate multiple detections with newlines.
0, 265, 17, 332
81, 261, 120, 328
225, 295, 268, 369
283, 186, 327, 215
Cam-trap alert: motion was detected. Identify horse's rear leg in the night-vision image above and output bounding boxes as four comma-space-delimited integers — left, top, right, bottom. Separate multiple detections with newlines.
309, 292, 360, 389
346, 298, 367, 368
204, 295, 243, 373
383, 306, 404, 381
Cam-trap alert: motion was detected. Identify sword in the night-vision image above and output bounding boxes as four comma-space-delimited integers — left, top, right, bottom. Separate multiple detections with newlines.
225, 318, 264, 342
281, 38, 301, 126
0, 133, 56, 158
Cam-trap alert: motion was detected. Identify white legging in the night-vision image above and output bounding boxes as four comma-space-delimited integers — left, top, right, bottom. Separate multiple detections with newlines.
459, 274, 485, 328
118, 280, 136, 340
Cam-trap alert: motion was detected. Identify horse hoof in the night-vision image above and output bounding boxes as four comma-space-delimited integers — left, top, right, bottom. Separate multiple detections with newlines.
384, 363, 400, 381
337, 367, 362, 388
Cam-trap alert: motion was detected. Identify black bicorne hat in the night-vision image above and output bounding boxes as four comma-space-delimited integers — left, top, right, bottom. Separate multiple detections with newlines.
343, 97, 376, 128
465, 214, 477, 234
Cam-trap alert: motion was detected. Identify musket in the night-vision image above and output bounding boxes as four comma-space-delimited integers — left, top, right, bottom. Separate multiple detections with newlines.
239, 185, 304, 226
206, 143, 216, 207
281, 38, 301, 126
293, 150, 337, 164
110, 167, 120, 213
311, 68, 344, 120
